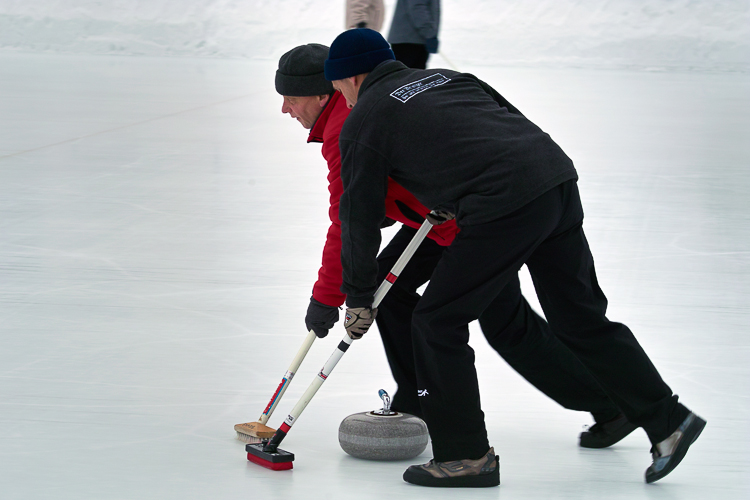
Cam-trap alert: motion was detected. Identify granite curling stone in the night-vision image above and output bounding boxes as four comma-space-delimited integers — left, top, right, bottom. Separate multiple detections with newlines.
338, 390, 429, 461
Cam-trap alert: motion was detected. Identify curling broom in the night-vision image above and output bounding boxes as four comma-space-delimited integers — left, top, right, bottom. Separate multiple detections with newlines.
246, 217, 435, 470
235, 329, 317, 443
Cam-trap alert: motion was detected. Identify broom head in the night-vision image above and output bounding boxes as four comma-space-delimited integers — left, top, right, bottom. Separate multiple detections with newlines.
235, 421, 276, 443
246, 442, 294, 471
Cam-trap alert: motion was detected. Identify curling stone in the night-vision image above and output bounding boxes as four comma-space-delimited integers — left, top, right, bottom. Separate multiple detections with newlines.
338, 389, 429, 461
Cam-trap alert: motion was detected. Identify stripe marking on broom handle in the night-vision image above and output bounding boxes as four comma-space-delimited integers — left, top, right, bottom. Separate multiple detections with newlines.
258, 329, 316, 425
276, 218, 433, 436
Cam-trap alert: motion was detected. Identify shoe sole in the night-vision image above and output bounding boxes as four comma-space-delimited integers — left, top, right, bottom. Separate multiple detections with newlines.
645, 414, 706, 484
580, 420, 639, 449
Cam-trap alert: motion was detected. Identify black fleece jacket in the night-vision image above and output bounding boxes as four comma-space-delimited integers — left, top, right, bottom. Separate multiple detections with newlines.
339, 60, 578, 307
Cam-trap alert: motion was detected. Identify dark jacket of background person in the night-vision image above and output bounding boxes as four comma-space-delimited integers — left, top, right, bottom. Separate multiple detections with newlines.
387, 0, 440, 45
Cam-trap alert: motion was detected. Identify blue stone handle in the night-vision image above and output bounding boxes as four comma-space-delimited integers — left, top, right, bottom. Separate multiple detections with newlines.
378, 389, 392, 413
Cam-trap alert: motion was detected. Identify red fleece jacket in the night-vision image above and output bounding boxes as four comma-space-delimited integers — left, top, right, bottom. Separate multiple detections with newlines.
308, 91, 458, 307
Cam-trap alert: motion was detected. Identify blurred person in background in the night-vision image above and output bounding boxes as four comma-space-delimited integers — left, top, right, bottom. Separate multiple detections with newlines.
388, 0, 439, 69
346, 0, 385, 31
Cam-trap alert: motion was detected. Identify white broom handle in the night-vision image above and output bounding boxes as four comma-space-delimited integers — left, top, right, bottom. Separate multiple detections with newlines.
379, 217, 433, 290
258, 329, 316, 425
281, 218, 433, 429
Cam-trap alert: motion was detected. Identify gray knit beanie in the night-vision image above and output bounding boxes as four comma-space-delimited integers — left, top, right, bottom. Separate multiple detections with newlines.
275, 44, 334, 96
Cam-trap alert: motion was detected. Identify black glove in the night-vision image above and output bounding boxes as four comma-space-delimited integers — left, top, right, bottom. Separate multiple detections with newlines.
425, 37, 439, 54
344, 307, 378, 339
305, 297, 339, 338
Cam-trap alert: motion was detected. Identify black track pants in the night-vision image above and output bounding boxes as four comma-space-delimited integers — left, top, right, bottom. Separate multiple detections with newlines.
376, 227, 621, 424
391, 43, 429, 69
404, 181, 689, 461
376, 226, 625, 435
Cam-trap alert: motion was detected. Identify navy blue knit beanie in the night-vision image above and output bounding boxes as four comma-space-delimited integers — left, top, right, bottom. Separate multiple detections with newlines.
324, 29, 395, 81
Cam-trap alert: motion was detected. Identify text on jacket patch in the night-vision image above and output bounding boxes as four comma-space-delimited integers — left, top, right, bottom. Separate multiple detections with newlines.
390, 74, 451, 103
418, 389, 429, 397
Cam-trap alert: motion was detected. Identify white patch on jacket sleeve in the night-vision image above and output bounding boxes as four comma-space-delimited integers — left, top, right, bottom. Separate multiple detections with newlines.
390, 74, 451, 103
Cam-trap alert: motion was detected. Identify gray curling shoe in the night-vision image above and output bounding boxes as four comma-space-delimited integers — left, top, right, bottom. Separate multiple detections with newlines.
403, 447, 500, 488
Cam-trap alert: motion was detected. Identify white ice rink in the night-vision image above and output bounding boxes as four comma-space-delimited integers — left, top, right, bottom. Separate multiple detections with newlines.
1, 51, 749, 499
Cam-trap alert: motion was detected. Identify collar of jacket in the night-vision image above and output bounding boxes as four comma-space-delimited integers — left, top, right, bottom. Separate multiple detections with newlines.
307, 91, 339, 144
358, 59, 409, 99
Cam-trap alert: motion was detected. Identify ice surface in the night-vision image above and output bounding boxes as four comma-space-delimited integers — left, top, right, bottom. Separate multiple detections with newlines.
0, 51, 749, 499
0, 0, 748, 71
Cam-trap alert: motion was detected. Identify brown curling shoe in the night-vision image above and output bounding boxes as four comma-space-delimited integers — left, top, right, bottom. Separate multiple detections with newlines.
403, 447, 500, 487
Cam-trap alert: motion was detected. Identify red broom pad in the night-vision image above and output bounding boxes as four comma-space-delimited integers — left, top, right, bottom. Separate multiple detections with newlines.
247, 452, 293, 471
